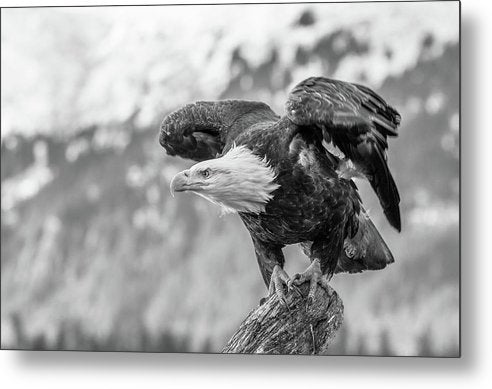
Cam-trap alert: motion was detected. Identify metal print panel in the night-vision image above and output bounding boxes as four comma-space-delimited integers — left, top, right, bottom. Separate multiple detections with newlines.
0, 1, 460, 356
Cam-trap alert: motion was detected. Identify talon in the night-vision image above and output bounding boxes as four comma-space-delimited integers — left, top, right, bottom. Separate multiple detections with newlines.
290, 273, 306, 286
266, 265, 294, 308
288, 283, 303, 298
286, 278, 303, 298
290, 259, 332, 304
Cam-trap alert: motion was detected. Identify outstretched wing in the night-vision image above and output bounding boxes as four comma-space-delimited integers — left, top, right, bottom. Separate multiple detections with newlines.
286, 77, 401, 231
159, 100, 278, 162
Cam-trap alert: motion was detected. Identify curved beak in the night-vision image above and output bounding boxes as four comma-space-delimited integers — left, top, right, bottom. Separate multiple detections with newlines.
169, 170, 190, 197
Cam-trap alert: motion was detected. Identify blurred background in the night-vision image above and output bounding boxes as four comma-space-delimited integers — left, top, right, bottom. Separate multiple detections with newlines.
1, 2, 459, 356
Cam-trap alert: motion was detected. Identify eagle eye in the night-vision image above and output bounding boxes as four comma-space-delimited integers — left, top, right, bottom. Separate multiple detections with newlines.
201, 168, 211, 178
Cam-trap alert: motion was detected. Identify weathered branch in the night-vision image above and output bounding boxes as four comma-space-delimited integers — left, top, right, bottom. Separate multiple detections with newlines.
222, 282, 343, 354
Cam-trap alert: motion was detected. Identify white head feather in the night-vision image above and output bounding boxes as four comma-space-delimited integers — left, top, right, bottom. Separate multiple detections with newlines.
186, 145, 280, 214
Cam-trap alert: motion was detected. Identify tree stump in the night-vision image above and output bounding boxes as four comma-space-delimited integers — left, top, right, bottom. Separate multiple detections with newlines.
222, 282, 344, 354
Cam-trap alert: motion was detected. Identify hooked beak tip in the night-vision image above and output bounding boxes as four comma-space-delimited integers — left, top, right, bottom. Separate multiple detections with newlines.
169, 170, 189, 197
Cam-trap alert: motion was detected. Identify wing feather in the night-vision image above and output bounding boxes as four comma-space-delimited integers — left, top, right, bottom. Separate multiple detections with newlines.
286, 77, 401, 231
159, 100, 278, 162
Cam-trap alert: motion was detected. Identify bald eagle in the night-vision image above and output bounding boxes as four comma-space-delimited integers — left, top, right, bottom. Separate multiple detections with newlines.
159, 77, 401, 304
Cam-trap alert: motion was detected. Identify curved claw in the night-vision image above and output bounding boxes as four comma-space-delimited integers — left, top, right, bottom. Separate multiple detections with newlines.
289, 283, 304, 298
286, 277, 304, 298
264, 265, 301, 309
268, 268, 289, 308
290, 259, 332, 305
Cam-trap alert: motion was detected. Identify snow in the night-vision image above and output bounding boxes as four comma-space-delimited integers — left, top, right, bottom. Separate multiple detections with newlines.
1, 2, 459, 138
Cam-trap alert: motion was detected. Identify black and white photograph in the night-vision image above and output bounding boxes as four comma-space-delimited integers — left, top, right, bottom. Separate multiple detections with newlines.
1, 0, 460, 358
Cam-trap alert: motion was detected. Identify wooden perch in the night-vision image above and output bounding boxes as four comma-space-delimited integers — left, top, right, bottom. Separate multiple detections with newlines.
222, 282, 344, 354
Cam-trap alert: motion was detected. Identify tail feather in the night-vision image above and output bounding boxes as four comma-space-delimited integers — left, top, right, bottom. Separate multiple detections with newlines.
367, 148, 401, 232
335, 212, 394, 274
370, 170, 401, 232
351, 133, 401, 232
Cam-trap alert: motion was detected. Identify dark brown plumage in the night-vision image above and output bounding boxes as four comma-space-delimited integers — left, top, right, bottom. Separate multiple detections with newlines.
286, 77, 401, 231
159, 76, 401, 298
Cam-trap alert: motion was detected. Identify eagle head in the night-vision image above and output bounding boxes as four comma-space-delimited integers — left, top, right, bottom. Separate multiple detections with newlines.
170, 145, 280, 214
